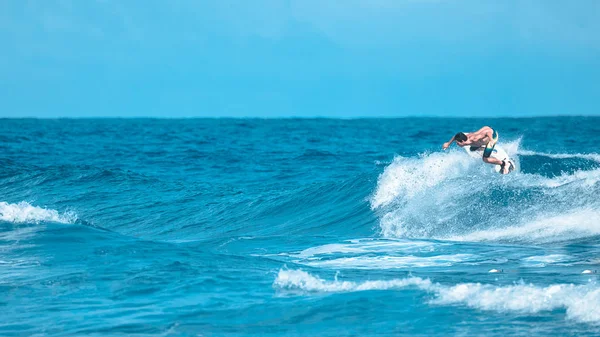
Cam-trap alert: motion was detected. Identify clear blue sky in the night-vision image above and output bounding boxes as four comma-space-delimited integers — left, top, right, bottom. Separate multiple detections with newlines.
1, 1, 599, 118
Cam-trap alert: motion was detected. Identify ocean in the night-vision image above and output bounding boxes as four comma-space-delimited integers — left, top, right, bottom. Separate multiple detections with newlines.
1, 117, 599, 336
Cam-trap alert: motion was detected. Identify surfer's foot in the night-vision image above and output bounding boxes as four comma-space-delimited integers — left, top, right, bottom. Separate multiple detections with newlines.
500, 159, 513, 174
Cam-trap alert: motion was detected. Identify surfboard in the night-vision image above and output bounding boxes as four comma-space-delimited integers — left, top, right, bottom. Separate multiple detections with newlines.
463, 144, 515, 174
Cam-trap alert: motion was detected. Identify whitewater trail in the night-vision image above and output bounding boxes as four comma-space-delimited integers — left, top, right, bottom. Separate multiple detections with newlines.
274, 269, 600, 324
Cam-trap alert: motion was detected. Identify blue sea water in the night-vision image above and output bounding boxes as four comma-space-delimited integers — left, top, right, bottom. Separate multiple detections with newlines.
1, 117, 600, 336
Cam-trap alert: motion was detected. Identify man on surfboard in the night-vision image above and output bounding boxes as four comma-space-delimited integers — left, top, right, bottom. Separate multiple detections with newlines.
442, 126, 514, 174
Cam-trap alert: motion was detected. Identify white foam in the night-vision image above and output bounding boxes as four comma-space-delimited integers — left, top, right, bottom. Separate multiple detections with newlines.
0, 201, 77, 224
274, 269, 600, 323
433, 282, 600, 323
273, 269, 432, 293
447, 208, 600, 243
302, 254, 475, 269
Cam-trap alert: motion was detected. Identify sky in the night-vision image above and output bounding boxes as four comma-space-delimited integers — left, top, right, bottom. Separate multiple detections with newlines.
1, 0, 599, 118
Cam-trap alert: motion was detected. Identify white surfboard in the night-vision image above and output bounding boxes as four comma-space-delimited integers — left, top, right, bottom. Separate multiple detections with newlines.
463, 144, 515, 173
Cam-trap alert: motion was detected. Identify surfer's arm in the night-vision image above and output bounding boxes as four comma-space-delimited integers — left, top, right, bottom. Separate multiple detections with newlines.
442, 135, 456, 150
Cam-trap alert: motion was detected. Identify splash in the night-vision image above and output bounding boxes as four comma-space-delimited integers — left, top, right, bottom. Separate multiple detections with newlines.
371, 145, 600, 243
0, 201, 77, 224
370, 151, 477, 209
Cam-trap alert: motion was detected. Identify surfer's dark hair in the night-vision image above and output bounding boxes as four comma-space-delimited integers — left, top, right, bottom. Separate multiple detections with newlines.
454, 132, 467, 142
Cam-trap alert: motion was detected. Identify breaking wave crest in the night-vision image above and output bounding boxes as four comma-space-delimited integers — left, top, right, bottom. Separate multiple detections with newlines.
0, 201, 77, 224
371, 145, 600, 243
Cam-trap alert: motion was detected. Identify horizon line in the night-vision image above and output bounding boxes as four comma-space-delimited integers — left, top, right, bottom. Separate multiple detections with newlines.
1, 114, 599, 120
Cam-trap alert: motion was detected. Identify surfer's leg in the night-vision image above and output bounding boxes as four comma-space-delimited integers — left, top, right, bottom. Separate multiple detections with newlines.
482, 128, 501, 165
498, 159, 514, 174
483, 156, 503, 166
482, 129, 498, 156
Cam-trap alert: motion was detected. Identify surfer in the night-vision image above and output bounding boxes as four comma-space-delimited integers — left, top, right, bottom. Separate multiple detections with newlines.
442, 126, 514, 174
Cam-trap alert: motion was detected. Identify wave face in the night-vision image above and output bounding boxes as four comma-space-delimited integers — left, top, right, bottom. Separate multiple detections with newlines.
2, 117, 600, 336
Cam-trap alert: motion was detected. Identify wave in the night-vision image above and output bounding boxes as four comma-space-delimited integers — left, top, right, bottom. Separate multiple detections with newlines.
274, 269, 600, 324
0, 158, 375, 241
371, 144, 600, 243
5, 140, 600, 246
0, 201, 77, 224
